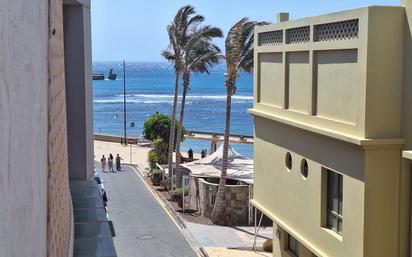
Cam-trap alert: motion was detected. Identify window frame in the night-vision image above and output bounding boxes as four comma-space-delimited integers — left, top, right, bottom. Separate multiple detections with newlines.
326, 169, 343, 235
287, 234, 300, 257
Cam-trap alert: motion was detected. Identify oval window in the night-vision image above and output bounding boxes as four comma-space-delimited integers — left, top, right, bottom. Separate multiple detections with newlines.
301, 159, 309, 179
285, 152, 292, 171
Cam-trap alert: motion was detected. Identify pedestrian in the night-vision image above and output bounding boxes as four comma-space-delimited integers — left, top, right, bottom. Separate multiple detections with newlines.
116, 154, 123, 171
201, 149, 205, 158
188, 148, 193, 161
108, 154, 115, 173
100, 155, 107, 173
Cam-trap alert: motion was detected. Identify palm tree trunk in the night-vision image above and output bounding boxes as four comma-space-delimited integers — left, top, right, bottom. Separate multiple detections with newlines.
175, 75, 189, 188
211, 81, 233, 225
168, 70, 180, 187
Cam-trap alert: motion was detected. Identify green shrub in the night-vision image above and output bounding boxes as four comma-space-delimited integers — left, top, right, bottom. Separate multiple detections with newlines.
142, 113, 186, 160
151, 169, 163, 186
143, 113, 186, 143
143, 113, 172, 142
153, 139, 168, 164
147, 150, 159, 169
170, 187, 189, 201
160, 177, 172, 191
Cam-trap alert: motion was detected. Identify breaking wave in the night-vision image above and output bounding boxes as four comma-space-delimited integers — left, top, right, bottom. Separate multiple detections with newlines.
93, 94, 253, 104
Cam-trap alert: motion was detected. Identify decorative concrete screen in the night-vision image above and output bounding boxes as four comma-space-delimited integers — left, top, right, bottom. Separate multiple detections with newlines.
254, 7, 404, 138
258, 30, 283, 46
314, 19, 359, 42
286, 26, 310, 44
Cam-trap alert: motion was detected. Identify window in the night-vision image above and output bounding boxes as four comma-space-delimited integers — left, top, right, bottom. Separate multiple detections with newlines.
301, 159, 308, 179
326, 169, 343, 234
286, 152, 292, 170
288, 234, 299, 256
210, 194, 216, 205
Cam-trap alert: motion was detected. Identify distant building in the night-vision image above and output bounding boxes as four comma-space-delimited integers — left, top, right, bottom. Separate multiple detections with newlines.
251, 1, 412, 257
0, 0, 94, 256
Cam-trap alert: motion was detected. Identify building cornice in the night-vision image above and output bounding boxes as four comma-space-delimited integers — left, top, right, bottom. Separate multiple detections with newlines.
249, 108, 404, 148
403, 151, 412, 160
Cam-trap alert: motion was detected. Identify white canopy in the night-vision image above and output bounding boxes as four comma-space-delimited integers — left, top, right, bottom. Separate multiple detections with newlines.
181, 144, 254, 184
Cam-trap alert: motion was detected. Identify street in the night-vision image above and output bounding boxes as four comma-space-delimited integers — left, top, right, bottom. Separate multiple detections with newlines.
97, 163, 198, 257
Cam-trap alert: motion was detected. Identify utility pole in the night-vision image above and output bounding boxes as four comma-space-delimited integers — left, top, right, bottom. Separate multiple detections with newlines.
123, 60, 127, 145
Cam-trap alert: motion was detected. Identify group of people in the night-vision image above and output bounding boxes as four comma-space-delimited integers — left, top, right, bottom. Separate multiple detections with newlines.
200, 148, 208, 158
100, 154, 123, 173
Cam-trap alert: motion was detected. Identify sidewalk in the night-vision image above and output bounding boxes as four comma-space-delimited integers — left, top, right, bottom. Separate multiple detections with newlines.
185, 221, 272, 252
203, 247, 271, 257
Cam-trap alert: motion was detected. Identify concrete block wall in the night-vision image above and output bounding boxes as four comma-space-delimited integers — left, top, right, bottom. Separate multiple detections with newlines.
47, 0, 73, 256
198, 178, 250, 225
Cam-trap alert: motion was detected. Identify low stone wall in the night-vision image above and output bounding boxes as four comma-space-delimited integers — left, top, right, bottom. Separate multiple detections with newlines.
94, 134, 123, 143
197, 178, 251, 225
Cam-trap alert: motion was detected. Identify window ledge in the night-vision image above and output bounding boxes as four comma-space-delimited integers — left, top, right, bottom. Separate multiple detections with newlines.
403, 151, 412, 160
321, 227, 343, 242
284, 249, 299, 257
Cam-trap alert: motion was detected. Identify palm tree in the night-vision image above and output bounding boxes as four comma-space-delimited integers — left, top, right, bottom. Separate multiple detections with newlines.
162, 6, 204, 187
175, 31, 223, 188
211, 18, 266, 225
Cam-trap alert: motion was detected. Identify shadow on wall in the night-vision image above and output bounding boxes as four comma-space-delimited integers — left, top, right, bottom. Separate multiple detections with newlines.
254, 117, 364, 182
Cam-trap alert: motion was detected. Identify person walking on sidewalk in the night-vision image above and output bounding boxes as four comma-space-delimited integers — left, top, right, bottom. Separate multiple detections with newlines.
108, 154, 115, 173
115, 154, 123, 171
100, 155, 107, 173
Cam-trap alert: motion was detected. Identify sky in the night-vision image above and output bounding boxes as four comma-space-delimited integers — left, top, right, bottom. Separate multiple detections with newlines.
91, 0, 399, 62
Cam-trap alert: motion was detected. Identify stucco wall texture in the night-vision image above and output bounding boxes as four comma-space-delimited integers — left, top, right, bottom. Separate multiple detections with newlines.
251, 3, 412, 257
0, 1, 49, 256
0, 1, 73, 256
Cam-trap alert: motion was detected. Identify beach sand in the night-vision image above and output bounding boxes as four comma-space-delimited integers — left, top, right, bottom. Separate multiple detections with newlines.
93, 140, 151, 170
93, 140, 201, 171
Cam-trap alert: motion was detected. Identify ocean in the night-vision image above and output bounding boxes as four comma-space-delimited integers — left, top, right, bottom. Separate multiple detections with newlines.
93, 62, 254, 158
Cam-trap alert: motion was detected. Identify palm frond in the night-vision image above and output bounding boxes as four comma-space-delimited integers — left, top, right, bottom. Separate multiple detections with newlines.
161, 50, 175, 62
225, 18, 269, 75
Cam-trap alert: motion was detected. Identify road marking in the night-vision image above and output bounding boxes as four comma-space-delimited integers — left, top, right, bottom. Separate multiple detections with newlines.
128, 165, 203, 257
128, 165, 183, 230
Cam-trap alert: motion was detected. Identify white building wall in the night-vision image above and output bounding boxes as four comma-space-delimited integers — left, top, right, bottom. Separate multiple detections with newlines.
0, 0, 49, 256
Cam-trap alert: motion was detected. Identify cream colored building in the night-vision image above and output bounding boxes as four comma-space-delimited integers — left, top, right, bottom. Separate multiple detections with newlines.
250, 1, 412, 257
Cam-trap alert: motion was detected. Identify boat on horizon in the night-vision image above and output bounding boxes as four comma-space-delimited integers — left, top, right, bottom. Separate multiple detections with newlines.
92, 73, 105, 80
108, 68, 117, 80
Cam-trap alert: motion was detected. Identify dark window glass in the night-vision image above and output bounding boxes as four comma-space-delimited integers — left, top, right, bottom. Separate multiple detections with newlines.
286, 152, 292, 170
327, 169, 343, 234
288, 234, 299, 256
301, 159, 308, 178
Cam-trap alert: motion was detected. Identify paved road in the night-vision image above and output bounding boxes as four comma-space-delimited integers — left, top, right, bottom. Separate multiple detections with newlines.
98, 164, 197, 257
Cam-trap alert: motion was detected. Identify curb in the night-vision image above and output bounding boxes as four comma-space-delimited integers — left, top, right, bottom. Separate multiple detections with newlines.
127, 164, 207, 257
154, 186, 188, 229
199, 247, 209, 257
129, 164, 187, 229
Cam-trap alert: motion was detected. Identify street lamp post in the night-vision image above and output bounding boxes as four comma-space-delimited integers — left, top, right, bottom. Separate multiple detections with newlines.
123, 60, 127, 145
